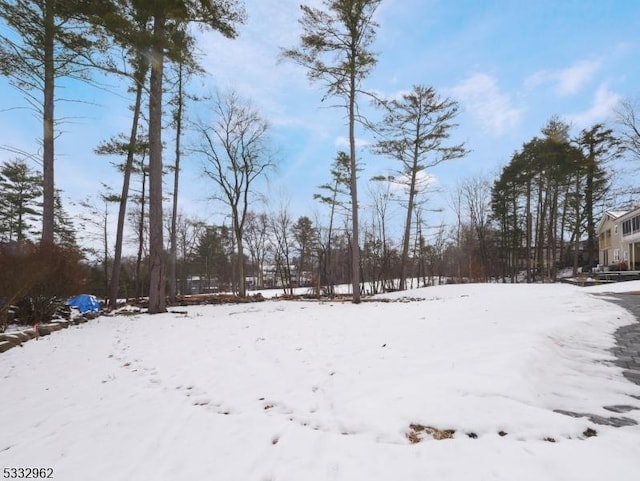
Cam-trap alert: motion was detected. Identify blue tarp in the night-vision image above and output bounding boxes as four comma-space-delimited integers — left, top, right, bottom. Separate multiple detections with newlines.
67, 294, 101, 314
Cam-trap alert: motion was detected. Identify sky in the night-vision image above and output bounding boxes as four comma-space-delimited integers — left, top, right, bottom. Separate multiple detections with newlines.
1, 0, 639, 248
2, 281, 640, 479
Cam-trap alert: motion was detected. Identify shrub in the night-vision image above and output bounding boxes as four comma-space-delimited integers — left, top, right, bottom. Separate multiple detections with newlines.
15, 295, 65, 325
0, 241, 89, 325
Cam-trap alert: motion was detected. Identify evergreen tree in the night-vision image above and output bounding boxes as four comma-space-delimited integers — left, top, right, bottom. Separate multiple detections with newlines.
572, 124, 623, 268
372, 85, 466, 291
490, 118, 617, 280
53, 190, 78, 248
0, 159, 42, 242
292, 216, 318, 286
197, 225, 233, 293
283, 0, 382, 303
0, 0, 97, 244
313, 151, 352, 294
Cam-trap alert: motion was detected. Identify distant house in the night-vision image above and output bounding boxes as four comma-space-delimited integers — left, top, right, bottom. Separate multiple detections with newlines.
597, 208, 640, 269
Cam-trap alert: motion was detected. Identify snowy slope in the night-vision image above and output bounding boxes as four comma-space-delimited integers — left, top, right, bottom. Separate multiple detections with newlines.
1, 283, 640, 480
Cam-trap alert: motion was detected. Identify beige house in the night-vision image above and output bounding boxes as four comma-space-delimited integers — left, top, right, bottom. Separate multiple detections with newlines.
597, 208, 640, 270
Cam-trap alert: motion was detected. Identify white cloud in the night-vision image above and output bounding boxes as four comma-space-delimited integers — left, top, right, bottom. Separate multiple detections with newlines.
194, 1, 326, 128
394, 170, 436, 192
565, 83, 621, 128
447, 73, 521, 135
525, 59, 601, 97
335, 136, 371, 149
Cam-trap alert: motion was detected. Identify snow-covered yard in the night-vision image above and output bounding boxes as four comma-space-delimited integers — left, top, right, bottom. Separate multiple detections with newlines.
2, 282, 640, 480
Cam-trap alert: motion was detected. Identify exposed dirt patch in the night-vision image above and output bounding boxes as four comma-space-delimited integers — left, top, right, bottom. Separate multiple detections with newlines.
407, 424, 602, 443
407, 424, 455, 443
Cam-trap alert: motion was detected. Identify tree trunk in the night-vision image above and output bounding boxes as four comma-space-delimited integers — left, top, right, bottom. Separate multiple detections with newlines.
348, 70, 360, 303
41, 0, 55, 244
169, 63, 184, 304
136, 168, 147, 299
325, 185, 338, 296
109, 63, 146, 309
400, 168, 417, 291
236, 237, 245, 297
525, 178, 532, 282
234, 212, 246, 297
103, 201, 109, 295
147, 13, 166, 313
585, 160, 596, 267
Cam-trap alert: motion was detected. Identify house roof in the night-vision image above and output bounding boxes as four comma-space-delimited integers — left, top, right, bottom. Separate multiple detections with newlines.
607, 210, 630, 219
617, 206, 640, 221
597, 209, 631, 234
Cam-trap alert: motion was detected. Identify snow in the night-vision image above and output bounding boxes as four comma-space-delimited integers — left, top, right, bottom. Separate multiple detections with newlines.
2, 282, 640, 480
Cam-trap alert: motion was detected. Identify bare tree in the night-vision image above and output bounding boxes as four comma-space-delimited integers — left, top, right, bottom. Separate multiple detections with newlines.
78, 187, 119, 295
460, 174, 493, 281
615, 98, 640, 165
270, 202, 295, 295
193, 91, 274, 297
244, 211, 269, 289
365, 177, 397, 292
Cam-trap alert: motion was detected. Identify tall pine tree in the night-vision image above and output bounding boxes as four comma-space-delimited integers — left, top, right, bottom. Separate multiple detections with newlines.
283, 0, 381, 303
0, 0, 97, 244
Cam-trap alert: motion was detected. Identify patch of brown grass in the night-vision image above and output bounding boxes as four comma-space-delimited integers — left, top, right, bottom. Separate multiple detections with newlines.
407, 424, 455, 443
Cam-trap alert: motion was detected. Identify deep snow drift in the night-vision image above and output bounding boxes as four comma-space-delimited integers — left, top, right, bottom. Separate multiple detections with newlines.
1, 282, 640, 480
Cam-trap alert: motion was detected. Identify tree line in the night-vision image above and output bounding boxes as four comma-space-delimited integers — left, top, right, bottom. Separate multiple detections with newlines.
2, 0, 640, 322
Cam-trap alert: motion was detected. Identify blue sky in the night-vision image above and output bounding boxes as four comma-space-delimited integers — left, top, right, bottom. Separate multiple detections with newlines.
1, 0, 639, 248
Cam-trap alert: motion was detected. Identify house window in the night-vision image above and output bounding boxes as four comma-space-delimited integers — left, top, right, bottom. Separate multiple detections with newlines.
614, 249, 620, 262
623, 219, 632, 236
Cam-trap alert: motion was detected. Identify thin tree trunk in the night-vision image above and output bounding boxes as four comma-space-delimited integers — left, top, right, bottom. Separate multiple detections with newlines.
558, 183, 569, 271
585, 161, 596, 267
136, 168, 147, 299
325, 185, 338, 296
109, 63, 146, 309
525, 179, 532, 282
103, 201, 109, 295
572, 174, 582, 275
169, 64, 184, 304
349, 71, 360, 303
549, 182, 559, 281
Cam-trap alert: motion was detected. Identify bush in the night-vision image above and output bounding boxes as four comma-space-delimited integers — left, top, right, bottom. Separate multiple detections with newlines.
0, 241, 90, 326
15, 295, 66, 325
